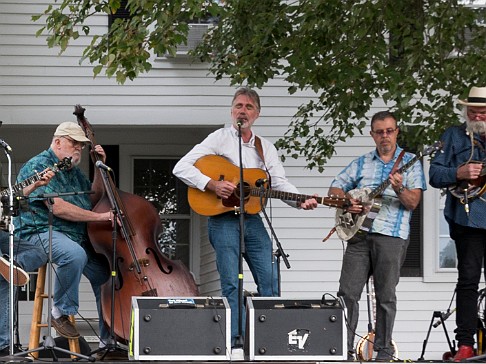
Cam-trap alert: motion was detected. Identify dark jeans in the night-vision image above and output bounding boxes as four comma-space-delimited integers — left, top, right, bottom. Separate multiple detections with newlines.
338, 233, 409, 353
208, 213, 277, 346
0, 230, 47, 350
451, 223, 486, 347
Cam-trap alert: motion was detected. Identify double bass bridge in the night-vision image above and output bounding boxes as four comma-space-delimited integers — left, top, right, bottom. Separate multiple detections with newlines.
142, 288, 158, 296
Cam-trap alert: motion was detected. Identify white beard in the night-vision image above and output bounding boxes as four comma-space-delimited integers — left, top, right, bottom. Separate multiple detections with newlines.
466, 119, 486, 135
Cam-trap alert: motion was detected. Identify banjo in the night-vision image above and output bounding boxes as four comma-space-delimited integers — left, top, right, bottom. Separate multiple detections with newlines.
0, 157, 72, 229
355, 277, 399, 361
447, 160, 486, 204
334, 142, 442, 241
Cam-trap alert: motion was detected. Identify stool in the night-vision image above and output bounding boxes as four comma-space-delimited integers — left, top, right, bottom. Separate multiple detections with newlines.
28, 264, 80, 358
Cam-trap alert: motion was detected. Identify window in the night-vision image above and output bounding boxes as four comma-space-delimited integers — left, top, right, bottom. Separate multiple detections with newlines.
439, 195, 457, 269
108, 0, 130, 28
132, 158, 191, 267
397, 131, 423, 277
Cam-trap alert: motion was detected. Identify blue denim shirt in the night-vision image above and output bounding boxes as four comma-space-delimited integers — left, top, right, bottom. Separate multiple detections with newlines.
429, 123, 486, 230
331, 146, 427, 239
13, 148, 92, 244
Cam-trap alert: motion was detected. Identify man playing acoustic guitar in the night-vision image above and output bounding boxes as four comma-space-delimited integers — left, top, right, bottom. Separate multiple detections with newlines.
328, 110, 426, 361
173, 87, 318, 353
429, 86, 486, 362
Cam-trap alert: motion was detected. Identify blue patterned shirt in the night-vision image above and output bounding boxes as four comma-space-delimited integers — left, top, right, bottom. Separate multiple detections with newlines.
429, 123, 486, 230
331, 146, 427, 239
13, 148, 92, 244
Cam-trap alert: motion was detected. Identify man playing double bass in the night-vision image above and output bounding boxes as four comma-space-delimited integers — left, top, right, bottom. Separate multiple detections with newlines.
14, 122, 112, 346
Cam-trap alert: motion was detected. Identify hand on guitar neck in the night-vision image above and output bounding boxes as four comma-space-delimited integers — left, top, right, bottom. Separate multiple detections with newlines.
328, 187, 365, 214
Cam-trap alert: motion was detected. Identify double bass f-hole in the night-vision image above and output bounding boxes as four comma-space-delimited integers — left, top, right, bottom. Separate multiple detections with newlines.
73, 104, 198, 343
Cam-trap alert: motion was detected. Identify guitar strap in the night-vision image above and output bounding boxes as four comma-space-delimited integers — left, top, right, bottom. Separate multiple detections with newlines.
255, 136, 271, 187
390, 150, 406, 175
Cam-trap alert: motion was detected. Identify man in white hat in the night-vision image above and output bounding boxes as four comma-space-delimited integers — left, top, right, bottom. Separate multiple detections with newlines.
430, 86, 486, 362
14, 122, 113, 348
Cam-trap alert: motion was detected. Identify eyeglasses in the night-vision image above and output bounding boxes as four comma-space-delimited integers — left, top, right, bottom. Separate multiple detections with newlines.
467, 109, 486, 117
61, 136, 86, 149
371, 128, 397, 136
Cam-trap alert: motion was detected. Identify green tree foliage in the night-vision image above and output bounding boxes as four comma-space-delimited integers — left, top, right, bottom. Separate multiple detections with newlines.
34, 0, 486, 170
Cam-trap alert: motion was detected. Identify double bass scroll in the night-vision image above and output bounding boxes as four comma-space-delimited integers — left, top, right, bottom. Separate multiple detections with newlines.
73, 105, 198, 343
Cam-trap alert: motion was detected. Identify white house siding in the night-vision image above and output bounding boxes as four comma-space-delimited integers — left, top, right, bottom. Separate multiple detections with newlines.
0, 0, 469, 360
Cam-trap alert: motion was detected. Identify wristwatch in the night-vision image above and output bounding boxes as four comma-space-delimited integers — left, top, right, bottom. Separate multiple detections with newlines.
397, 185, 406, 195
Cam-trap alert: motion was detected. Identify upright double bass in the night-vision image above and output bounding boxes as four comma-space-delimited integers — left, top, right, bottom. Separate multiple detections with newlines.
73, 105, 199, 343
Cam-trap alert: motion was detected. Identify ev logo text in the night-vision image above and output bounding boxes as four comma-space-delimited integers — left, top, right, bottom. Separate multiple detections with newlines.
288, 329, 310, 350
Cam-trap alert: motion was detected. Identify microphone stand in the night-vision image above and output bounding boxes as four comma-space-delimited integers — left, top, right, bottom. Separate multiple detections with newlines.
1, 146, 31, 363
22, 191, 94, 362
234, 122, 246, 349
88, 164, 126, 360
417, 289, 456, 361
258, 187, 290, 296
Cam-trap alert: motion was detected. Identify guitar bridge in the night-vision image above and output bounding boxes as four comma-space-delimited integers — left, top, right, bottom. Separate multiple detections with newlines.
339, 213, 356, 228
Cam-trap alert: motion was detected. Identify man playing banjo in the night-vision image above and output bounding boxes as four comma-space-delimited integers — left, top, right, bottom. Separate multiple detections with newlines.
328, 110, 426, 361
429, 86, 486, 362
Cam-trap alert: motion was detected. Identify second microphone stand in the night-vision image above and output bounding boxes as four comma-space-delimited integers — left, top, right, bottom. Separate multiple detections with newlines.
2, 148, 32, 363
258, 187, 290, 296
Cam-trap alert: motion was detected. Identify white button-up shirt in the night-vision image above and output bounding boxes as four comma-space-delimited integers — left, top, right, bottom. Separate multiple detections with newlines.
173, 126, 301, 206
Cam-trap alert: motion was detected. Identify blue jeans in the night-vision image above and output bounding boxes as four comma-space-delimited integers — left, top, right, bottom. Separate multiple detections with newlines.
0, 230, 47, 350
28, 231, 111, 341
337, 233, 409, 353
208, 213, 277, 346
450, 223, 486, 347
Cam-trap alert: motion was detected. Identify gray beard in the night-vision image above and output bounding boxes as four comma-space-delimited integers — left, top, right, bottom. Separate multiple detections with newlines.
466, 119, 486, 135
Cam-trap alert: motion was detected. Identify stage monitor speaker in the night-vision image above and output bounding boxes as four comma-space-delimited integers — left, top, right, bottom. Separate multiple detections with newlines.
129, 296, 230, 361
246, 297, 347, 361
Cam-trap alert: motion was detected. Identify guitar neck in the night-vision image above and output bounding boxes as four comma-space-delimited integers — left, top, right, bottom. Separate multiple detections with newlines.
0, 169, 52, 198
250, 188, 347, 208
250, 189, 313, 203
369, 153, 421, 199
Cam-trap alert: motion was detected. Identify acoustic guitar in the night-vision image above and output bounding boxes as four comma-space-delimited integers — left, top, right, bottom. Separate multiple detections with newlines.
187, 155, 350, 216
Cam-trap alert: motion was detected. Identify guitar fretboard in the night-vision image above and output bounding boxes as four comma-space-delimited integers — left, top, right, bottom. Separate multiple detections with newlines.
249, 188, 347, 208
0, 168, 58, 198
368, 141, 441, 199
369, 153, 422, 199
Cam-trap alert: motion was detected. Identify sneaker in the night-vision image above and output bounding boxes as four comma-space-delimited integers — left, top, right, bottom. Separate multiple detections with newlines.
453, 345, 475, 362
51, 315, 80, 339
0, 255, 29, 286
0, 346, 25, 357
231, 347, 244, 361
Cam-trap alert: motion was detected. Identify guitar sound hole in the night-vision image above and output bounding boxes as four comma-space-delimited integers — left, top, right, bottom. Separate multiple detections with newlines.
233, 182, 251, 199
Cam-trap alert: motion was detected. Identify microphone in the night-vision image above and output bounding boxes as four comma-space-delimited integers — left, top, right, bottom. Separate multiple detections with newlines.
236, 118, 244, 127
95, 160, 112, 172
0, 138, 12, 153
433, 308, 456, 328
255, 178, 268, 187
